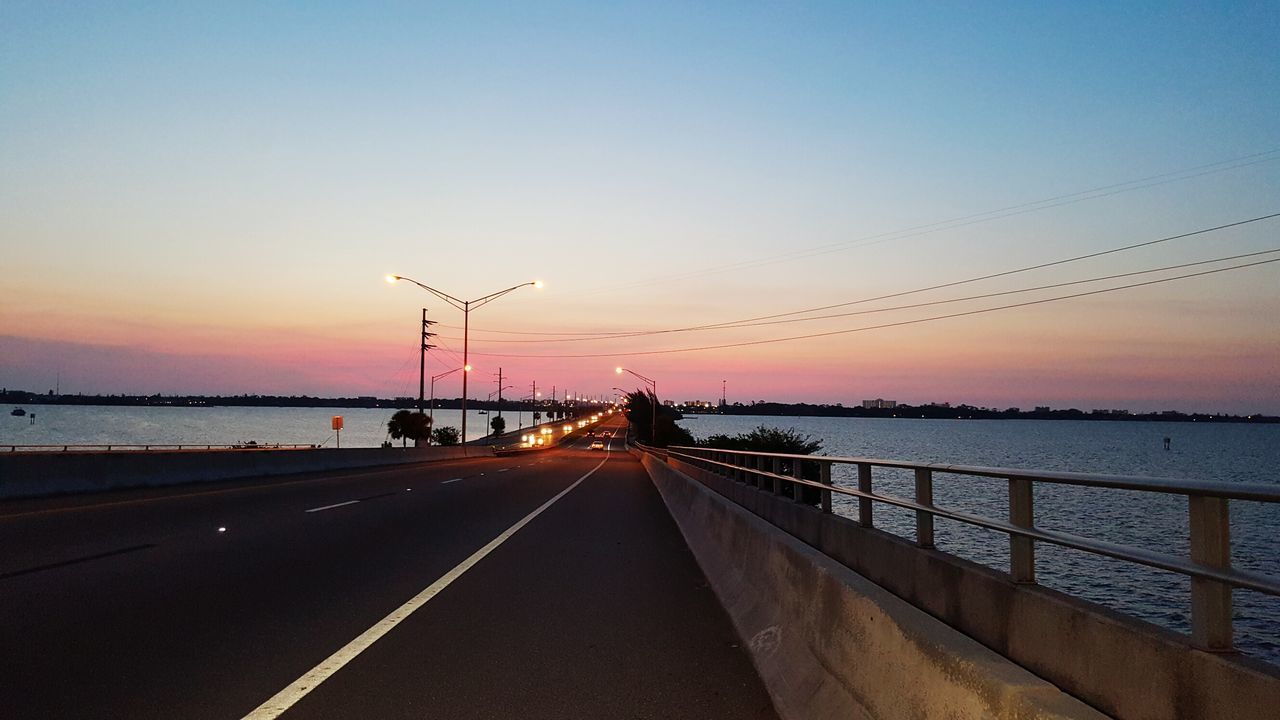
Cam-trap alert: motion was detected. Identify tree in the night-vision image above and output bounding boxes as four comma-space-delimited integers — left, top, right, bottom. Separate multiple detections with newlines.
621, 389, 695, 447
432, 425, 460, 446
490, 415, 506, 436
387, 410, 431, 447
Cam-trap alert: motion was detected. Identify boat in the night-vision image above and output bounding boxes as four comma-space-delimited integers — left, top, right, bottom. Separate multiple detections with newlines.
10, 408, 25, 417
478, 410, 488, 415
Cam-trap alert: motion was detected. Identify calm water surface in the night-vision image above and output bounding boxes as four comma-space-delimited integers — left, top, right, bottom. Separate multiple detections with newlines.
1, 405, 530, 447
678, 414, 1280, 665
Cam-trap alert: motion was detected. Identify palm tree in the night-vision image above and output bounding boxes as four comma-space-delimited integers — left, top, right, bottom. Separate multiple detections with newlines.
388, 410, 432, 447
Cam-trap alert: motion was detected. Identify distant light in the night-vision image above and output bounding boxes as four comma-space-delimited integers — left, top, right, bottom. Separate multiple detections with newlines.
464, 364, 472, 372
385, 274, 399, 284
615, 367, 623, 374
534, 280, 544, 289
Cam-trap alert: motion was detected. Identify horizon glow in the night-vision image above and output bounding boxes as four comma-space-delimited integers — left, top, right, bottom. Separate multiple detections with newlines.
2, 3, 1278, 414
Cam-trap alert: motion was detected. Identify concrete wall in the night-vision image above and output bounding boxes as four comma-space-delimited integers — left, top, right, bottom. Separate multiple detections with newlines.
640, 451, 1107, 720
661, 453, 1280, 720
0, 445, 492, 499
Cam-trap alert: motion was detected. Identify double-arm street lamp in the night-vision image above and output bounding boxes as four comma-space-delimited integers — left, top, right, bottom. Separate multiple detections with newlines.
616, 367, 657, 444
388, 275, 542, 444
429, 366, 470, 441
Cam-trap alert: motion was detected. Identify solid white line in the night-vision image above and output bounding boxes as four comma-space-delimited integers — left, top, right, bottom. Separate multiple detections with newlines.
304, 500, 360, 513
441, 478, 463, 484
242, 448, 611, 720
496, 468, 510, 473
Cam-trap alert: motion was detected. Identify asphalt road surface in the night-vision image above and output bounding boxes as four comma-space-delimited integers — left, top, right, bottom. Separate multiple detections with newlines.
0, 418, 778, 719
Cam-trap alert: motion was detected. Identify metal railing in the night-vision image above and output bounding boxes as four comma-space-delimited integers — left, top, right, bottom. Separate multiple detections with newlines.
665, 445, 1280, 653
2, 443, 318, 453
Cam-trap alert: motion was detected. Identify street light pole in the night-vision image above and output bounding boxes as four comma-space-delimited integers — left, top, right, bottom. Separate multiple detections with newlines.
429, 366, 466, 442
387, 275, 542, 444
616, 367, 658, 444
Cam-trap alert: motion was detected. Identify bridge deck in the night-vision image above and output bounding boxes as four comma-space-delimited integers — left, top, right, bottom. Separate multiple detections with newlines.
0, 421, 777, 719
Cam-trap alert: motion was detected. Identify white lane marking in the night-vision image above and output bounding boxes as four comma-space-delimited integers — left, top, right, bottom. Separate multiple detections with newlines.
496, 468, 510, 473
242, 447, 611, 720
304, 500, 360, 514
442, 478, 463, 484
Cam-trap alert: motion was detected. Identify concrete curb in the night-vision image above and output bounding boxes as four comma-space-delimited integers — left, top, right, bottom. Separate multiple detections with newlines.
0, 445, 495, 500
638, 450, 1108, 720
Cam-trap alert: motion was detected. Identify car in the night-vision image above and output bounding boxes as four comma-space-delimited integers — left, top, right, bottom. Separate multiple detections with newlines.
589, 440, 605, 450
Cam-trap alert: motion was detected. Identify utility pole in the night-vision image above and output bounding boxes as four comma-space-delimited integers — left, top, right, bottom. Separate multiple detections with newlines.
722, 379, 726, 409
418, 308, 436, 413
494, 367, 505, 419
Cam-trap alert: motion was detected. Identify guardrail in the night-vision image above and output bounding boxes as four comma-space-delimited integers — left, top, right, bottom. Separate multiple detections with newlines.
2, 443, 317, 453
665, 444, 1280, 653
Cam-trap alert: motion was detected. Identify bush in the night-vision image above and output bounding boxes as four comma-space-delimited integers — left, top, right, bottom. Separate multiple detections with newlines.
490, 415, 507, 436
700, 426, 824, 505
700, 425, 822, 454
432, 426, 460, 446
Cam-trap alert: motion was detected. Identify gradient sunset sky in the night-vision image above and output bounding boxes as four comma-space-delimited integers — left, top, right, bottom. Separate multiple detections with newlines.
3, 2, 1278, 413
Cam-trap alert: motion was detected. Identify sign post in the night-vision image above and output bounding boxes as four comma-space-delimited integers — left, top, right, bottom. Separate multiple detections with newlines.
331, 415, 344, 448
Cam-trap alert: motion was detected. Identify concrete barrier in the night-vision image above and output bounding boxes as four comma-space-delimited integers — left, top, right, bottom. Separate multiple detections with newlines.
0, 445, 493, 500
661, 453, 1280, 720
639, 451, 1108, 720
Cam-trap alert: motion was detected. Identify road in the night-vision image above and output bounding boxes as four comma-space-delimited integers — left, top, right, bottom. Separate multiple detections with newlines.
0, 419, 777, 719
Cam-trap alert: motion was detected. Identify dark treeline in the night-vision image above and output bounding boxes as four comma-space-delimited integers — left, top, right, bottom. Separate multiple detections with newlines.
0, 389, 603, 413
702, 401, 1278, 423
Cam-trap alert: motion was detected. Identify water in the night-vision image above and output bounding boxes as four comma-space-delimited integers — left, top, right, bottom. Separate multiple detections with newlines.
0, 405, 538, 448
677, 414, 1280, 666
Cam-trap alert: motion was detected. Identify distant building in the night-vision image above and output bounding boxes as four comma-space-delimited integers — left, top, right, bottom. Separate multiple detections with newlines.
1034, 406, 1051, 413
862, 398, 897, 409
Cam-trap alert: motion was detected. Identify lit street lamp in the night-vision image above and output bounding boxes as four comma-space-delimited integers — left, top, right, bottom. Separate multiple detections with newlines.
388, 275, 542, 444
429, 365, 470, 442
616, 367, 657, 444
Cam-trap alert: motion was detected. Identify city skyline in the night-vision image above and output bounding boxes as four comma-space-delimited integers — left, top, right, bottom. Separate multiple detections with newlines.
3, 3, 1278, 414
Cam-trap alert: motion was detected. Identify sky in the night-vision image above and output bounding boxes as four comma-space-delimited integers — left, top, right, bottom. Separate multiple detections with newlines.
2, 2, 1279, 413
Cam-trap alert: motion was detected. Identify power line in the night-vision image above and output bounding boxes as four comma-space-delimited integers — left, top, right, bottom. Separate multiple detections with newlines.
557, 148, 1280, 300
438, 247, 1280, 343
465, 256, 1280, 359
436, 212, 1280, 343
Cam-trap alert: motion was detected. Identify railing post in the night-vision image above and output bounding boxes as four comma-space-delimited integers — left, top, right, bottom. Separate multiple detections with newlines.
858, 463, 873, 527
791, 456, 803, 502
914, 468, 934, 549
1009, 477, 1036, 583
818, 460, 832, 512
771, 457, 782, 495
1189, 495, 1233, 651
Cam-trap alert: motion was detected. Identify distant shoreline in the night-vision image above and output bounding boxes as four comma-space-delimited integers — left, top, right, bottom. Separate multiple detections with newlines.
3, 391, 1275, 423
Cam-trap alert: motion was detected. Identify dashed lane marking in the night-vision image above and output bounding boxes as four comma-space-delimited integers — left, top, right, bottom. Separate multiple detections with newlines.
242, 446, 611, 719
304, 500, 360, 514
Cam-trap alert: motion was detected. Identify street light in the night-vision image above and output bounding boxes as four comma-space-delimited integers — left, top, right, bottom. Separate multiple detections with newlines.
388, 275, 542, 444
429, 365, 469, 441
616, 367, 657, 444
